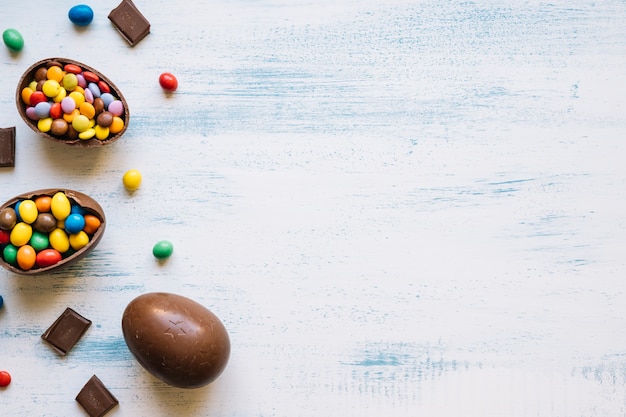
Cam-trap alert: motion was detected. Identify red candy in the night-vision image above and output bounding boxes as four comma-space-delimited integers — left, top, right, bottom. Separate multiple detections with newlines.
29, 91, 47, 106
0, 370, 11, 387
64, 64, 82, 74
159, 72, 178, 92
50, 102, 63, 119
82, 71, 99, 83
0, 229, 9, 244
97, 80, 110, 93
36, 249, 63, 268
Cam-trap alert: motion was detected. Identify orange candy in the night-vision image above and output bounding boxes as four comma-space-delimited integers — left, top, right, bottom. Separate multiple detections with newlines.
17, 245, 37, 270
83, 214, 101, 234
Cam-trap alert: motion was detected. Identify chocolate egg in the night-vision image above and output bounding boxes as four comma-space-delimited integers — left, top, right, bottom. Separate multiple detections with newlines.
0, 189, 106, 275
16, 57, 129, 147
121, 292, 230, 389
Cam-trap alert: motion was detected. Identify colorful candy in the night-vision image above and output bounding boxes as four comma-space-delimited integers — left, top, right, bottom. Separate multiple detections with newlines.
152, 240, 174, 259
68, 5, 94, 26
159, 72, 178, 92
2, 28, 24, 52
0, 191, 102, 271
19, 61, 125, 142
0, 370, 11, 387
122, 169, 142, 190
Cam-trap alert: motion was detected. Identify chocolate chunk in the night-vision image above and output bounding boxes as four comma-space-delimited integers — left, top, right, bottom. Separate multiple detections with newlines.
76, 375, 119, 417
108, 0, 150, 46
0, 126, 16, 168
41, 307, 92, 355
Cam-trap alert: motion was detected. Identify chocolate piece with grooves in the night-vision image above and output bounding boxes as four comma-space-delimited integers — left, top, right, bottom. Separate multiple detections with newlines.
0, 127, 16, 167
108, 0, 151, 46
41, 307, 92, 355
75, 375, 119, 417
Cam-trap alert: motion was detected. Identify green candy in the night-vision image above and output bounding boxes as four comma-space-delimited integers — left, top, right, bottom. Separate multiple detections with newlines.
3, 28, 24, 52
152, 240, 173, 259
3, 244, 18, 266
30, 231, 50, 252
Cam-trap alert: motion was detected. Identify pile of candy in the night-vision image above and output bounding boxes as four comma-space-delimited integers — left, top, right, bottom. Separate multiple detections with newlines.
0, 191, 101, 271
19, 61, 125, 141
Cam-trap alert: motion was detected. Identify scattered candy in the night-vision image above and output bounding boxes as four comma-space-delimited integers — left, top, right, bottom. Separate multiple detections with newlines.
159, 72, 178, 92
2, 28, 24, 52
122, 169, 142, 191
0, 370, 11, 387
68, 4, 94, 26
152, 240, 173, 259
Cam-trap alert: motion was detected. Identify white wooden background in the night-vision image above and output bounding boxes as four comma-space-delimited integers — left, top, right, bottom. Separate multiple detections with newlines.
2, 0, 626, 416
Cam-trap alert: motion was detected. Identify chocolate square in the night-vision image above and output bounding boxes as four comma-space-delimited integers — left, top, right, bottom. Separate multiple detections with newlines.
0, 126, 16, 168
41, 307, 92, 355
76, 375, 119, 417
108, 0, 150, 46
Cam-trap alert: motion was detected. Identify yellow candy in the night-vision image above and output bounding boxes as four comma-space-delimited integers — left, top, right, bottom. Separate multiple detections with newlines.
49, 228, 70, 253
28, 80, 38, 90
63, 73, 78, 91
72, 114, 90, 133
109, 116, 124, 134
94, 125, 109, 140
50, 192, 71, 220
123, 169, 142, 190
69, 91, 85, 108
42, 80, 61, 98
53, 87, 67, 103
46, 65, 64, 82
38, 117, 53, 133
10, 222, 32, 246
69, 231, 90, 250
79, 128, 96, 140
17, 200, 38, 224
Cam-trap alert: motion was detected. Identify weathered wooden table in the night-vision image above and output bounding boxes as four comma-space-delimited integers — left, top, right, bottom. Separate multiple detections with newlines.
2, 1, 626, 415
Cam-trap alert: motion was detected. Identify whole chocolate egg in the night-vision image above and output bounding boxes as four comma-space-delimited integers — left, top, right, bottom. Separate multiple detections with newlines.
121, 292, 230, 388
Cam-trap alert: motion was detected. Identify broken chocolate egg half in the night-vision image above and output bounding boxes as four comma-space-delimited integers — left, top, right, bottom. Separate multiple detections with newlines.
121, 292, 231, 389
0, 189, 106, 275
16, 57, 129, 147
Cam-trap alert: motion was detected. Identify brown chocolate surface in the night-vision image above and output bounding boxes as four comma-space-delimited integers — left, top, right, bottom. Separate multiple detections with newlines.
41, 307, 92, 355
0, 126, 16, 167
75, 375, 119, 417
122, 292, 231, 388
108, 0, 150, 46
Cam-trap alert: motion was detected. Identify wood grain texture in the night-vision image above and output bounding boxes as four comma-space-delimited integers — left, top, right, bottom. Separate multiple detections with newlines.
1, 0, 626, 415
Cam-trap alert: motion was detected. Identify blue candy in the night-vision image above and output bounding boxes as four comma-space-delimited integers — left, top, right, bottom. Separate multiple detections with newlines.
64, 213, 86, 234
68, 5, 94, 27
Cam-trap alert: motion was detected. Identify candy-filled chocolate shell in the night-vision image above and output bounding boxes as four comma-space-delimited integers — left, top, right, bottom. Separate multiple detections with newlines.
122, 292, 231, 389
16, 58, 129, 147
0, 189, 106, 275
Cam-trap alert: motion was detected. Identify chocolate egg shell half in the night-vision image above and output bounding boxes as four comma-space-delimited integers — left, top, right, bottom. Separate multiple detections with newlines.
0, 189, 106, 275
122, 292, 231, 389
16, 57, 129, 147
